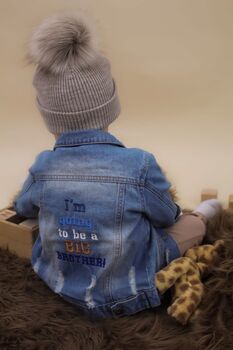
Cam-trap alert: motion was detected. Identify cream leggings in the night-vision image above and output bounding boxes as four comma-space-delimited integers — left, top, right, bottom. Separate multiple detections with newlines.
163, 212, 207, 255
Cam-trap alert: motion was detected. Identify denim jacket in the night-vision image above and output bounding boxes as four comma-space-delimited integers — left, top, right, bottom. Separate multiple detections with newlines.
14, 129, 181, 319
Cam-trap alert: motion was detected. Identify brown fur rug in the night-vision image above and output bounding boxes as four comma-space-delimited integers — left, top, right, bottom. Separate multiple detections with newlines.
0, 210, 233, 350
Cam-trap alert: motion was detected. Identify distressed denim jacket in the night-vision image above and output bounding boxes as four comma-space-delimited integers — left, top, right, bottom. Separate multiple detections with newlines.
14, 129, 181, 320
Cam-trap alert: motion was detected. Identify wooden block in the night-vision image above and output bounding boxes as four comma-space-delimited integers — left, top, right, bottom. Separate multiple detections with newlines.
0, 209, 16, 220
19, 219, 38, 230
229, 195, 233, 210
0, 207, 38, 258
201, 189, 218, 202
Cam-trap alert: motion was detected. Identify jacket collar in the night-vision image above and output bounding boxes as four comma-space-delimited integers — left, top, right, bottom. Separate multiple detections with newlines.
53, 129, 125, 150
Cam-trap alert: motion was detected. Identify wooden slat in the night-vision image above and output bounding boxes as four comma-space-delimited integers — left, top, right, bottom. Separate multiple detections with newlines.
201, 189, 218, 201
0, 220, 33, 258
19, 219, 38, 230
229, 194, 233, 210
0, 207, 38, 258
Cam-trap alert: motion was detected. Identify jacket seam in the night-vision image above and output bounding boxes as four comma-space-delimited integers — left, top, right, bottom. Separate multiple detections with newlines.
139, 184, 146, 213
40, 180, 45, 211
139, 152, 157, 213
34, 174, 139, 185
62, 288, 157, 310
54, 141, 124, 149
110, 183, 125, 301
144, 184, 177, 214
139, 152, 150, 185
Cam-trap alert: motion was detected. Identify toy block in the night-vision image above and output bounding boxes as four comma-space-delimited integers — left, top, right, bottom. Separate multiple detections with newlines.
229, 195, 233, 211
0, 208, 16, 220
0, 206, 38, 258
19, 219, 38, 230
201, 189, 218, 202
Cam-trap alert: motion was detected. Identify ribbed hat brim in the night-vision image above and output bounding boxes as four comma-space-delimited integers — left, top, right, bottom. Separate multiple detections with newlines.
36, 79, 121, 134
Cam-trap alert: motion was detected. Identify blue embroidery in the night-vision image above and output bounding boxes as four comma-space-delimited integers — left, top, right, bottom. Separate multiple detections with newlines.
56, 251, 106, 268
64, 198, 85, 212
59, 216, 92, 229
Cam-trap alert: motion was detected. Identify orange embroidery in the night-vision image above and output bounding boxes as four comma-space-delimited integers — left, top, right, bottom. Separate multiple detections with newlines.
64, 240, 92, 255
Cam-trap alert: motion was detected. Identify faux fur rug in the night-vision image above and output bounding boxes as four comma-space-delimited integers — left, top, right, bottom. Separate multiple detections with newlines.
0, 210, 233, 350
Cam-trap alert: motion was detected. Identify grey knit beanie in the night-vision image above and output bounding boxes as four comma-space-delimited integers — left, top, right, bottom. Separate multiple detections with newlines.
26, 12, 121, 134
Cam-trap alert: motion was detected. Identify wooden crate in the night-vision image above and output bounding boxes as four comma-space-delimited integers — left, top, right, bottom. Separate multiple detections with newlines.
201, 189, 218, 201
229, 195, 233, 211
0, 207, 38, 258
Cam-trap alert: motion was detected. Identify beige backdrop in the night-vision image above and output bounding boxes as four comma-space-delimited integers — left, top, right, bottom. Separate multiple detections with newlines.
1, 0, 233, 210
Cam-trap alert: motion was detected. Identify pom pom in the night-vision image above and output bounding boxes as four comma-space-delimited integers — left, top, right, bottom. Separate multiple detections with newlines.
26, 11, 98, 74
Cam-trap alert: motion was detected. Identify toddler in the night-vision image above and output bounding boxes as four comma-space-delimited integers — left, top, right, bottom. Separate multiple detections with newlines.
14, 12, 222, 320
